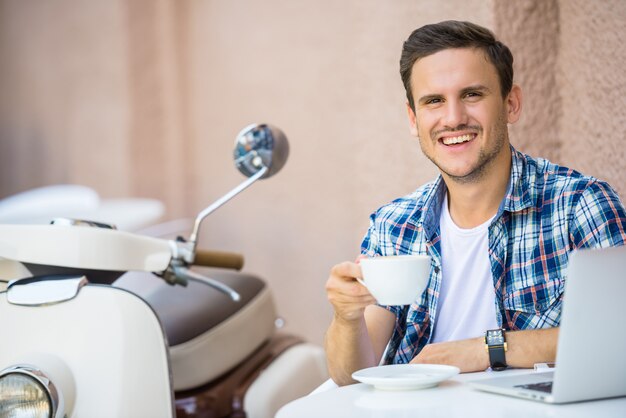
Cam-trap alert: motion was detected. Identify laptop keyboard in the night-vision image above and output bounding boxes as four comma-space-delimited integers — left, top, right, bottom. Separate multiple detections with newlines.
515, 381, 553, 393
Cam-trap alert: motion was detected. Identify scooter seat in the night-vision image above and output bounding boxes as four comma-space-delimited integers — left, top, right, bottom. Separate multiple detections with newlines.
115, 268, 278, 391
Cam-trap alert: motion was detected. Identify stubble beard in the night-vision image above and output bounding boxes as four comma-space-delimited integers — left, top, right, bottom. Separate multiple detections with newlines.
420, 113, 509, 185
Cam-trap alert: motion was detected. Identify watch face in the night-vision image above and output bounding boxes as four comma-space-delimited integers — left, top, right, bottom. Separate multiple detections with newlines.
487, 330, 504, 344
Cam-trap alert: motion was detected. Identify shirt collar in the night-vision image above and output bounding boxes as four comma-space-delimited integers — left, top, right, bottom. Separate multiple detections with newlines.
498, 146, 533, 214
421, 145, 532, 238
421, 176, 446, 240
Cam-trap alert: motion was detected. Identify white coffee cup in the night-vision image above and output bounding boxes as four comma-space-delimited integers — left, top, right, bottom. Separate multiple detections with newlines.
358, 255, 431, 305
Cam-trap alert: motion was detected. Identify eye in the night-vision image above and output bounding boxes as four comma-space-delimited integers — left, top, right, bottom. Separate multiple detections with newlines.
463, 91, 483, 101
425, 98, 442, 105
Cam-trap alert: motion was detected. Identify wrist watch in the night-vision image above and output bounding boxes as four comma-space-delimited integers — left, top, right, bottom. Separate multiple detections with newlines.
485, 328, 508, 371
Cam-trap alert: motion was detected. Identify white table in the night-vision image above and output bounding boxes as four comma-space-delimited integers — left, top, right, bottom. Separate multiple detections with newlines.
276, 369, 626, 418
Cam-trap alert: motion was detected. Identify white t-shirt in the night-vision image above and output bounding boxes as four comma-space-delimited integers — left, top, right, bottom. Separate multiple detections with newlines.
431, 195, 498, 343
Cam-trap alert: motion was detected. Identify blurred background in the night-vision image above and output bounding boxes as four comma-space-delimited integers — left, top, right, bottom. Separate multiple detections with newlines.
0, 0, 624, 346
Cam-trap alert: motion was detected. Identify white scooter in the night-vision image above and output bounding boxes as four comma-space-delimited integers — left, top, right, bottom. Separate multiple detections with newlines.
0, 124, 327, 418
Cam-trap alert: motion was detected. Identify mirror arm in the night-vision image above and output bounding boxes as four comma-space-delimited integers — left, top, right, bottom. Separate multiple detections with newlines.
183, 165, 268, 263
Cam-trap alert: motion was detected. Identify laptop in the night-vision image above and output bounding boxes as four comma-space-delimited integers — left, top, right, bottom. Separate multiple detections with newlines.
470, 245, 626, 403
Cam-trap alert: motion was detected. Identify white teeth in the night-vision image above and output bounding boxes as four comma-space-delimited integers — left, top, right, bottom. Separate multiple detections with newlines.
442, 134, 473, 145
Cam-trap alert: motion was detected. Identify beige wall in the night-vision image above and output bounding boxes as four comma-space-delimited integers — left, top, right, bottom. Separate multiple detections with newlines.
557, 0, 626, 187
495, 0, 626, 192
0, 0, 624, 346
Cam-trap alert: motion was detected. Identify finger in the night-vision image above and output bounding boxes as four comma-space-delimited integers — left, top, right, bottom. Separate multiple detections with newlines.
330, 261, 362, 281
329, 282, 373, 301
327, 285, 376, 305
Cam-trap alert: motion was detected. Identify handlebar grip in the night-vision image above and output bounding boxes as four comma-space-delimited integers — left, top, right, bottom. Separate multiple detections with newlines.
193, 250, 244, 271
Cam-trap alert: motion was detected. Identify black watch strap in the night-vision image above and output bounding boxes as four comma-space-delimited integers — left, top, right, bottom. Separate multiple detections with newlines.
485, 328, 508, 371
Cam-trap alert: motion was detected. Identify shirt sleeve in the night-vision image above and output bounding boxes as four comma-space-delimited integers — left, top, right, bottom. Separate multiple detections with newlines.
360, 212, 380, 257
569, 180, 626, 249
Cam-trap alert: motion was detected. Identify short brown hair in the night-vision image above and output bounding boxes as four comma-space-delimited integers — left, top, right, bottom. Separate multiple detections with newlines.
400, 21, 514, 109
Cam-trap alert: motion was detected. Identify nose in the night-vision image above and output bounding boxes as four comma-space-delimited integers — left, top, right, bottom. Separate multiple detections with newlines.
441, 99, 468, 128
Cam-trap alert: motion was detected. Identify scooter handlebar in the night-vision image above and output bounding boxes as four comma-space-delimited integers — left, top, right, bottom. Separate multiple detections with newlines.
193, 250, 244, 271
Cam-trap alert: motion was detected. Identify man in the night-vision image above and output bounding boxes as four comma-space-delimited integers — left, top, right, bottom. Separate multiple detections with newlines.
324, 20, 626, 386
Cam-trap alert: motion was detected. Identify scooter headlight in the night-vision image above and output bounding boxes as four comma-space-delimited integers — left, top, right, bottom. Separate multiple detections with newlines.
0, 365, 61, 418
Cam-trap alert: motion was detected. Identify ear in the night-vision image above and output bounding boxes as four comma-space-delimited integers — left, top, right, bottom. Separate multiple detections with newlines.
506, 84, 522, 124
406, 102, 419, 137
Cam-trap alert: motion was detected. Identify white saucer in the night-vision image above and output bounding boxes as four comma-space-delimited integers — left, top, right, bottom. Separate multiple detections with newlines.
352, 364, 460, 391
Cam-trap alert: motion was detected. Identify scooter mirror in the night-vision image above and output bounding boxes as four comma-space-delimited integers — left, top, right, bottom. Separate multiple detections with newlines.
183, 124, 289, 265
234, 124, 289, 179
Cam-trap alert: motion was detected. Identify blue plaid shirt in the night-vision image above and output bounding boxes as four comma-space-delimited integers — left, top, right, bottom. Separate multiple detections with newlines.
360, 147, 626, 365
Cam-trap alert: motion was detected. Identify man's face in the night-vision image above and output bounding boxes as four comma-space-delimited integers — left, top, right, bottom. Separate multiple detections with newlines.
407, 48, 520, 184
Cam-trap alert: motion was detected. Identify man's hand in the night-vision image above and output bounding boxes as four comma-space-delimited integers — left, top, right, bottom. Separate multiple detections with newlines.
410, 328, 559, 372
411, 337, 488, 372
324, 260, 396, 386
325, 261, 376, 323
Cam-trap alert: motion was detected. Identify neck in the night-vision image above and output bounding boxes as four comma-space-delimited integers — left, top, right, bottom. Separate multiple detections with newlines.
443, 149, 511, 229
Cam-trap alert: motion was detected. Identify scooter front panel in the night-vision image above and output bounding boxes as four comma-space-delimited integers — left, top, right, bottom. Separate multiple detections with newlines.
0, 285, 174, 418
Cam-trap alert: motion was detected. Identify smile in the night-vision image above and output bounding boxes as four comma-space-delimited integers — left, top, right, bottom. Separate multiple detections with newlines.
440, 133, 475, 145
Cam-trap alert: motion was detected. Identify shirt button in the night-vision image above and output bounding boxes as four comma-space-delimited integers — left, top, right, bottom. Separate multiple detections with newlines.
398, 359, 404, 364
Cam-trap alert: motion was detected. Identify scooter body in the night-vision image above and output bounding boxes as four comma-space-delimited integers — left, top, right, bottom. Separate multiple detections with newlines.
1, 279, 174, 417
0, 259, 325, 418
0, 124, 328, 417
